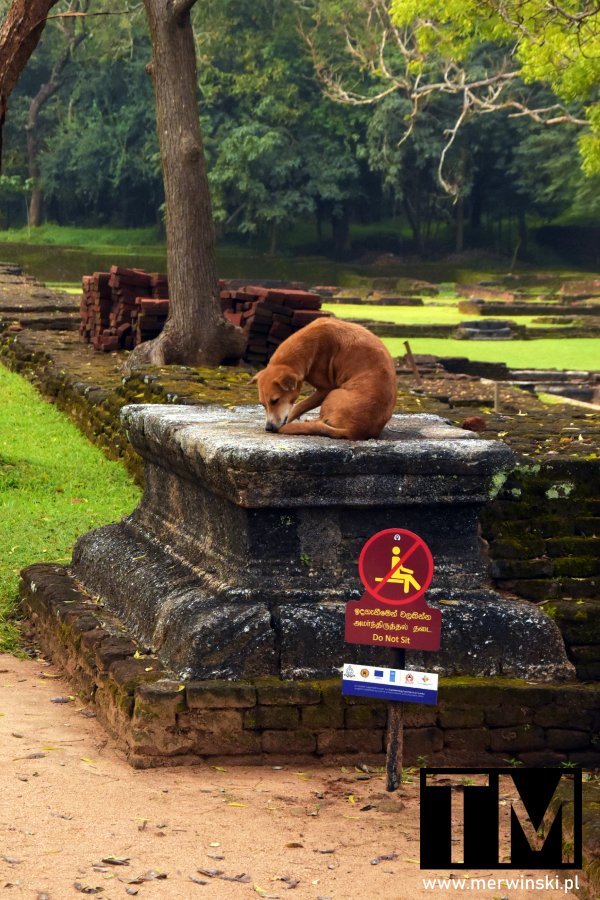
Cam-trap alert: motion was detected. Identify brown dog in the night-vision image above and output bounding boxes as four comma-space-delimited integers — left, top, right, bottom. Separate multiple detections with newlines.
250, 318, 397, 440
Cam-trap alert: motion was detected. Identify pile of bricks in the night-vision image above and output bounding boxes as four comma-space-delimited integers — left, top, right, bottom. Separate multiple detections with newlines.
220, 285, 330, 365
80, 268, 330, 361
80, 266, 168, 352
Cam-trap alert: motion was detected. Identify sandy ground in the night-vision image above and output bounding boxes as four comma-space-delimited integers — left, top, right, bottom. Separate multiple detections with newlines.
0, 654, 582, 900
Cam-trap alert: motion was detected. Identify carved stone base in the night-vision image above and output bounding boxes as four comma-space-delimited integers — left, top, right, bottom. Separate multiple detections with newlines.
70, 405, 574, 682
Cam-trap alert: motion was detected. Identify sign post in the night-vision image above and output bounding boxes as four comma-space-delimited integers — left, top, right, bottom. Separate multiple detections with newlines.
343, 529, 440, 792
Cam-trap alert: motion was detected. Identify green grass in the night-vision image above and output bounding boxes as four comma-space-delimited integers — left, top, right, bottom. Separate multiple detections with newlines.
0, 365, 140, 652
325, 302, 568, 330
383, 337, 600, 370
0, 224, 163, 250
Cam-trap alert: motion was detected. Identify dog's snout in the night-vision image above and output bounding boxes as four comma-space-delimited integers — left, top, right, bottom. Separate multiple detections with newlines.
265, 422, 278, 433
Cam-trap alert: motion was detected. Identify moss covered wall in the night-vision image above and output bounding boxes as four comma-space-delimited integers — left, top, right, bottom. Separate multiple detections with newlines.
483, 461, 600, 680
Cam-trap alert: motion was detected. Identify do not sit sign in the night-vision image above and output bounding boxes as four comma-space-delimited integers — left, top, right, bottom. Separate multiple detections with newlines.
345, 528, 441, 651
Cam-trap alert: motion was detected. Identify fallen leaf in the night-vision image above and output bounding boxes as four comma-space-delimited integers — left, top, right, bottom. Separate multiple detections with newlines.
197, 869, 224, 878
189, 876, 208, 885
210, 766, 227, 772
347, 794, 356, 804
1, 857, 22, 865
80, 757, 97, 766
50, 697, 72, 704
315, 849, 335, 854
285, 843, 303, 849
101, 856, 130, 866
209, 842, 221, 847
226, 802, 248, 808
220, 873, 252, 883
253, 886, 280, 899
73, 884, 103, 894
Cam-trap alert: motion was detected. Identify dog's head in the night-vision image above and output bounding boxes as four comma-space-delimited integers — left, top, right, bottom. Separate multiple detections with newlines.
249, 365, 301, 432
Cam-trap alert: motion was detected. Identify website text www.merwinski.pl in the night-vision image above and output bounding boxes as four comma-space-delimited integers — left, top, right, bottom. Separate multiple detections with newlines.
422, 874, 579, 893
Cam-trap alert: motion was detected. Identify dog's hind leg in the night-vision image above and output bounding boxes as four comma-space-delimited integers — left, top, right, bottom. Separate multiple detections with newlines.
277, 420, 351, 439
286, 389, 328, 424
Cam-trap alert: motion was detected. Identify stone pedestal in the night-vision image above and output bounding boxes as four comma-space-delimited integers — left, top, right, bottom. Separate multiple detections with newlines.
71, 404, 574, 681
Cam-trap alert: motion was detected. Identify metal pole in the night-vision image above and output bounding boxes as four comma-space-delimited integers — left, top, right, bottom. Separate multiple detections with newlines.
385, 647, 406, 792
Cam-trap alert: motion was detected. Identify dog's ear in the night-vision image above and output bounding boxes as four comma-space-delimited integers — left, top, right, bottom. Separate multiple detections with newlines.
248, 371, 262, 385
274, 370, 299, 392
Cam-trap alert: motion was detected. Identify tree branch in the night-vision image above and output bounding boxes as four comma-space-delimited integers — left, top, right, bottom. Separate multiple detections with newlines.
172, 0, 199, 20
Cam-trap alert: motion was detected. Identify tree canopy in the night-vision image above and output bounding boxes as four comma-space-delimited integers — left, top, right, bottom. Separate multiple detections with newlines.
0, 0, 598, 258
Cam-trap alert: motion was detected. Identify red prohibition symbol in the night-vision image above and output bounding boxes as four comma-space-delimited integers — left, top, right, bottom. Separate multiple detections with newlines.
358, 528, 434, 606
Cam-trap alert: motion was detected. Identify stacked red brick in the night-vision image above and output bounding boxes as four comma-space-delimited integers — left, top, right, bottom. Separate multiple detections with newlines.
80, 271, 330, 360
220, 285, 330, 365
80, 273, 112, 347
80, 266, 169, 352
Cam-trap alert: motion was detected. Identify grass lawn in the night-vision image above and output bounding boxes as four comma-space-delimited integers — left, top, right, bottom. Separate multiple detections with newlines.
0, 224, 163, 251
383, 337, 600, 370
324, 302, 567, 330
0, 365, 140, 652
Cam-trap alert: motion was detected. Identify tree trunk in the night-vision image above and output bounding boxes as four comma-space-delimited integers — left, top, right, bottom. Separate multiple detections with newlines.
403, 197, 424, 256
0, 0, 60, 169
331, 206, 350, 257
27, 80, 58, 227
26, 5, 87, 227
126, 0, 245, 369
455, 196, 465, 253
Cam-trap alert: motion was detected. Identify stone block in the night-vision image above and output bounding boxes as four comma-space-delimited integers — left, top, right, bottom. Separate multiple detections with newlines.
566, 751, 600, 766
438, 707, 485, 729
255, 680, 321, 706
302, 701, 344, 730
262, 730, 317, 754
545, 729, 591, 751
488, 535, 546, 559
344, 703, 387, 729
182, 708, 244, 734
490, 559, 553, 579
192, 729, 263, 756
517, 750, 567, 767
443, 728, 490, 752
489, 726, 545, 753
316, 729, 384, 754
109, 658, 166, 695
94, 636, 138, 673
575, 517, 600, 537
186, 681, 257, 709
534, 704, 592, 729
553, 556, 600, 578
134, 680, 187, 721
551, 600, 600, 644
405, 727, 444, 757
401, 704, 438, 727
546, 536, 600, 557
485, 705, 534, 727
245, 706, 300, 730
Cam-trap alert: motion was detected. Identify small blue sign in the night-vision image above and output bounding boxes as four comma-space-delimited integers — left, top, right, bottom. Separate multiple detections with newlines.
342, 663, 438, 705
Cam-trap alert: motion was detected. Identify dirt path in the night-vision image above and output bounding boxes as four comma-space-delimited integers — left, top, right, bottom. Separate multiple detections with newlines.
0, 654, 579, 900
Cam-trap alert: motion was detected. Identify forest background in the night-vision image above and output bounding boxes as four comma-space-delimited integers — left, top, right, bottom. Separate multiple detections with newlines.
0, 0, 598, 266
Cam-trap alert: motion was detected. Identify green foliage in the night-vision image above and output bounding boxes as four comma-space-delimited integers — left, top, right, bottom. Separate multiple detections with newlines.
196, 0, 364, 249
0, 363, 140, 652
389, 0, 600, 173
383, 337, 600, 370
0, 0, 596, 259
